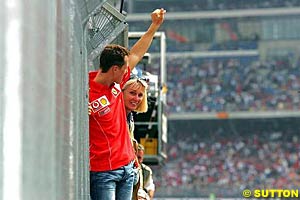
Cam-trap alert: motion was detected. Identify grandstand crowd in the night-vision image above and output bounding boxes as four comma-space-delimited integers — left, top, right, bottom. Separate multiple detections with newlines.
164, 57, 300, 113
130, 0, 300, 13
152, 120, 300, 197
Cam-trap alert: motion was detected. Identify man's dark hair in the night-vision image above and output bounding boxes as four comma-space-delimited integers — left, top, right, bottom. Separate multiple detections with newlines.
99, 44, 130, 72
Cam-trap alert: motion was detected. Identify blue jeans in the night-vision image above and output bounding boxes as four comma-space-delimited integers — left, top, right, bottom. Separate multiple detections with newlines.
90, 161, 135, 200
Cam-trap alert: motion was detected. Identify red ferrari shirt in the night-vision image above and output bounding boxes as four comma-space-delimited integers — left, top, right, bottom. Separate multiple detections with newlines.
89, 67, 135, 171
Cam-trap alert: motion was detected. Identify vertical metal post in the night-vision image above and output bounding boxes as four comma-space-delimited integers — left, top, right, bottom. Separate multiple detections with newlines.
3, 0, 22, 199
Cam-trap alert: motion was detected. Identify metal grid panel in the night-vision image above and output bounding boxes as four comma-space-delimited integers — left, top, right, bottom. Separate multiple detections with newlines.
85, 1, 128, 68
78, 0, 106, 22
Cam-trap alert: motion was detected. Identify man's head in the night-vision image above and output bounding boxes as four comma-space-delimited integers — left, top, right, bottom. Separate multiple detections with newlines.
122, 78, 148, 113
99, 44, 130, 83
137, 144, 145, 164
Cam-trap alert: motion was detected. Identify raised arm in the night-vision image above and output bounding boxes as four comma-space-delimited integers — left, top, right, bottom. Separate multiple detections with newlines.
128, 8, 166, 70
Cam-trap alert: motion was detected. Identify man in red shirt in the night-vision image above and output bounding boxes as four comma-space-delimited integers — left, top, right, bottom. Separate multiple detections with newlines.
89, 8, 166, 200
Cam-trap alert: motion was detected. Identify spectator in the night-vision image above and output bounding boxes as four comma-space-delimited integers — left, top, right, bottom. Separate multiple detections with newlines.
136, 144, 156, 199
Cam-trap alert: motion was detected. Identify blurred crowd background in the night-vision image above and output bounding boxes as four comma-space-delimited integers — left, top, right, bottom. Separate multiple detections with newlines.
126, 0, 300, 13
163, 56, 299, 113
125, 0, 300, 198
152, 118, 300, 197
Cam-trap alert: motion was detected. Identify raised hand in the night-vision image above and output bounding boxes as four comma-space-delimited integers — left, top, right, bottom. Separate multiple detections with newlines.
151, 8, 166, 26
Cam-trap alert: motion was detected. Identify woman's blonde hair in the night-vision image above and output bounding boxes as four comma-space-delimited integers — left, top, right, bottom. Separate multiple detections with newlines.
123, 78, 148, 113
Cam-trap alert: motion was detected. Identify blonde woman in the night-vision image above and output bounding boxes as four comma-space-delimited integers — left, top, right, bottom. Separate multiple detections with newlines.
122, 77, 148, 139
123, 77, 149, 200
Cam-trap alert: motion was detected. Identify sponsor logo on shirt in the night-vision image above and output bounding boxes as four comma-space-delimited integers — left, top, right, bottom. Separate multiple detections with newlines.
98, 107, 110, 116
90, 95, 110, 113
112, 84, 121, 97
